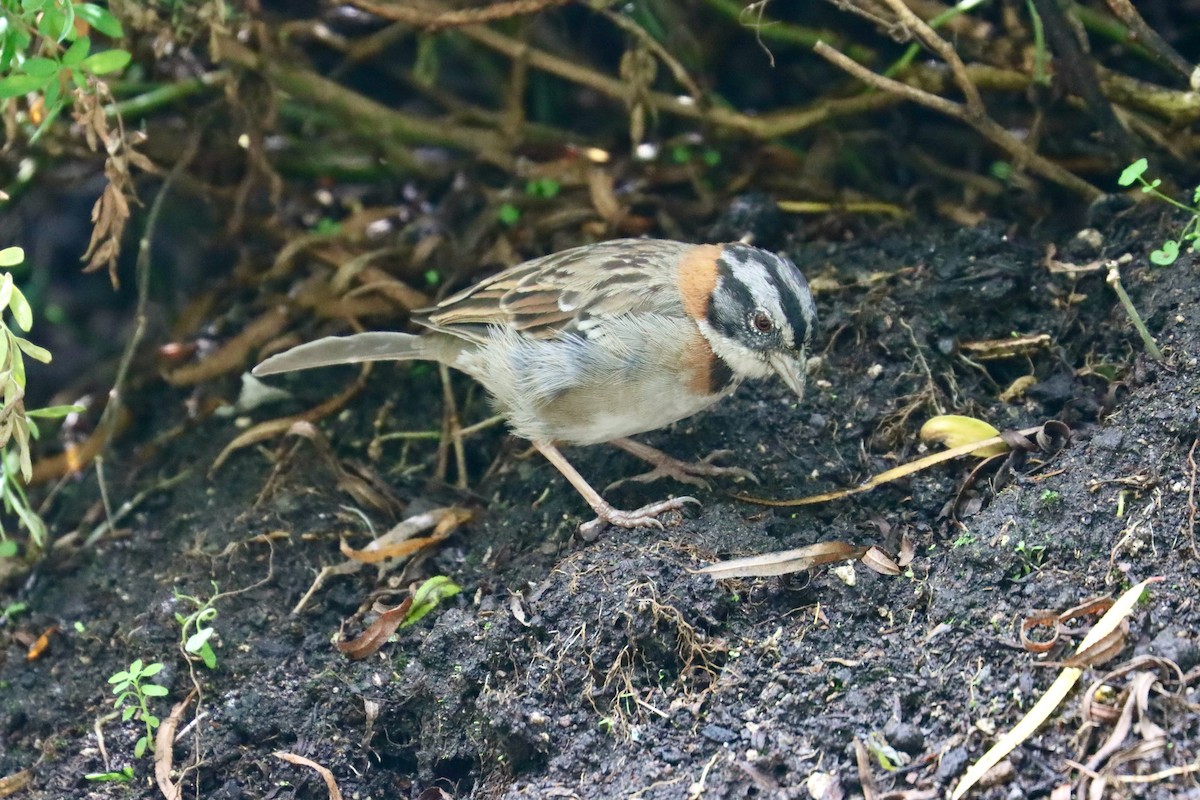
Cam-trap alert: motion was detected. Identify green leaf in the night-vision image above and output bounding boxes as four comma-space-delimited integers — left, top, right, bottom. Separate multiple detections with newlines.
185, 627, 214, 653
140, 661, 164, 677
10, 485, 44, 540
8, 284, 32, 331
200, 643, 217, 670
27, 404, 84, 418
62, 35, 90, 67
37, 7, 71, 43
121, 705, 136, 721
0, 248, 22, 268
0, 539, 18, 558
1150, 240, 1179, 265
129, 658, 144, 674
41, 75, 61, 113
0, 33, 17, 74
1118, 158, 1148, 186
108, 671, 131, 684
21, 0, 48, 13
134, 737, 148, 758
79, 48, 130, 75
143, 714, 160, 727
0, 73, 50, 98
142, 684, 168, 697
20, 57, 59, 78
76, 4, 124, 38
84, 766, 134, 783
14, 337, 50, 364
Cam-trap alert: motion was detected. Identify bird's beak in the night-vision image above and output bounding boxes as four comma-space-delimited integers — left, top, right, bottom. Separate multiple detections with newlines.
768, 352, 807, 399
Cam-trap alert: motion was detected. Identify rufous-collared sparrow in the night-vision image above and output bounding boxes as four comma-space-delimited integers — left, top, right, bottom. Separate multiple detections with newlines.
254, 238, 817, 534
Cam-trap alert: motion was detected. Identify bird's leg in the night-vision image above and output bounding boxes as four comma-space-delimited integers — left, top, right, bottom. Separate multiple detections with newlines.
604, 437, 758, 492
533, 441, 698, 537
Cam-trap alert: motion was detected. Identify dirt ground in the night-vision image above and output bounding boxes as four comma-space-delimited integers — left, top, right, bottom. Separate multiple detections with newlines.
1, 208, 1198, 800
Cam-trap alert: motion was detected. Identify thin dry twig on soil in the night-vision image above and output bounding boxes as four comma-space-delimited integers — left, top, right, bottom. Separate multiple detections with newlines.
273, 752, 344, 800
1187, 439, 1199, 560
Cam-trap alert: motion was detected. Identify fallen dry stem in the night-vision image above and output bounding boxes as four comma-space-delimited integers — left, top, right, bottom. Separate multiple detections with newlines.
735, 425, 1046, 507
813, 41, 1103, 200
880, 0, 984, 115
347, 0, 571, 30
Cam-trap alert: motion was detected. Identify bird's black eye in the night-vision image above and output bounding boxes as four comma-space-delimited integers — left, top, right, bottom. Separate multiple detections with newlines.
751, 311, 774, 334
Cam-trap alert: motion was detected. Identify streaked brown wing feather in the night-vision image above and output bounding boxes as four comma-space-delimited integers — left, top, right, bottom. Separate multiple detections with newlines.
414, 239, 694, 342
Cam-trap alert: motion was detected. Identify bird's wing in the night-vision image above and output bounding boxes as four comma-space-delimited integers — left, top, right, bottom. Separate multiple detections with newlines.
414, 239, 693, 342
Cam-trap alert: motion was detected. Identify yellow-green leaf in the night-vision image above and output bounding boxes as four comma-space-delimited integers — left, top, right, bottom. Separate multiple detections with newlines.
13, 337, 49, 364
27, 404, 84, 418
8, 284, 32, 332
79, 49, 131, 75
0, 248, 23, 268
10, 345, 24, 389
919, 415, 1008, 458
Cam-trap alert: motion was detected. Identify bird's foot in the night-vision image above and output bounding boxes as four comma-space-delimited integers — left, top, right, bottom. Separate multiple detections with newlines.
605, 449, 758, 493
578, 496, 701, 540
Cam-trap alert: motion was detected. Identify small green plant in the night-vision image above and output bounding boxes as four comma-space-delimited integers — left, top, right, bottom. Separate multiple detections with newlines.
1011, 539, 1047, 577
1118, 158, 1200, 265
174, 582, 221, 670
0, 247, 83, 557
403, 575, 461, 628
1039, 489, 1061, 506
84, 766, 134, 783
497, 202, 521, 226
109, 659, 168, 758
0, 2, 130, 142
951, 530, 977, 548
524, 177, 560, 199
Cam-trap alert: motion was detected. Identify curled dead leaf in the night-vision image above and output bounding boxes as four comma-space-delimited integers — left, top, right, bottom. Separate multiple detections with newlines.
696, 541, 867, 579
336, 598, 413, 660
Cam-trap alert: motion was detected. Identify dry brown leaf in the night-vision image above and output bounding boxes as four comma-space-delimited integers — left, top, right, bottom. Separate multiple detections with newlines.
0, 770, 32, 798
861, 546, 900, 576
336, 599, 413, 660
155, 689, 197, 800
340, 508, 472, 564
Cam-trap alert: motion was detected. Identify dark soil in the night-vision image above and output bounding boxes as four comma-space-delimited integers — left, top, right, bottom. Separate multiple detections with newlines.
2, 211, 1199, 800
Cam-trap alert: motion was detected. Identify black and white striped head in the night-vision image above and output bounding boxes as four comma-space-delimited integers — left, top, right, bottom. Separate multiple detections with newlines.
701, 243, 818, 397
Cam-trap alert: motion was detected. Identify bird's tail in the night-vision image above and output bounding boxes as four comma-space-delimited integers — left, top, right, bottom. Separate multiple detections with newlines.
252, 332, 449, 376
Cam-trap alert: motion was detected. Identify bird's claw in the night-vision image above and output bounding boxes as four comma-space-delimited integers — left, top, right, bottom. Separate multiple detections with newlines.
605, 449, 758, 493
578, 496, 700, 539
